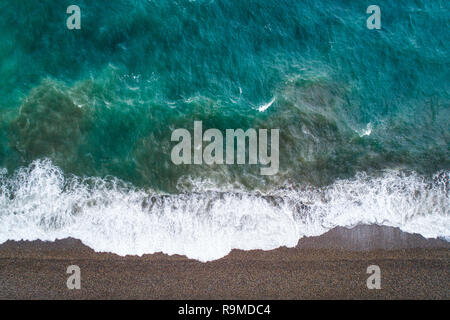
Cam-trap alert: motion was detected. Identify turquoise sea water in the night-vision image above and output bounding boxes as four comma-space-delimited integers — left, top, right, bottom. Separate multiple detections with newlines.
0, 0, 448, 261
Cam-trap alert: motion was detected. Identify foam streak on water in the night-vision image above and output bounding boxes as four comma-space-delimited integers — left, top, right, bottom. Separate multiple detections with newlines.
0, 159, 448, 262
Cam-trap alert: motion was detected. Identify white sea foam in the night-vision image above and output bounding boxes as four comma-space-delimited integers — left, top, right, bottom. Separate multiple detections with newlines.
258, 96, 276, 112
358, 123, 372, 137
0, 160, 448, 262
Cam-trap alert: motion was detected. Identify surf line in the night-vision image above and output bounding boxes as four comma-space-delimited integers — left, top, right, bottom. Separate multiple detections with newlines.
170, 121, 279, 175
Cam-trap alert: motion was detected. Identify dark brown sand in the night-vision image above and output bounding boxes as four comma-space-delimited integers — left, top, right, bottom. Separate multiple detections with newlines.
0, 225, 448, 299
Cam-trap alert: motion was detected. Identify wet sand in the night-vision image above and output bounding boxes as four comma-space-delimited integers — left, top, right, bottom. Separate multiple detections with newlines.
0, 225, 448, 299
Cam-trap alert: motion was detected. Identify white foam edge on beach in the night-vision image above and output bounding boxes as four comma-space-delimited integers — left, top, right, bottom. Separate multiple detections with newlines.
0, 159, 448, 262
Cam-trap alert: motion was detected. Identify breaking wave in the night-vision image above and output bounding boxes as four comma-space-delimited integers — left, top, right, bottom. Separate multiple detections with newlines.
0, 159, 448, 262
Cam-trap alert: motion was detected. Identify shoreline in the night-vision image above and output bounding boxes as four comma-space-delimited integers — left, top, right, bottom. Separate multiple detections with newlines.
0, 225, 448, 299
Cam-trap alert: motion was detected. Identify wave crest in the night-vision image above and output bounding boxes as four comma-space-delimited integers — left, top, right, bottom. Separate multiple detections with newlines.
0, 159, 448, 261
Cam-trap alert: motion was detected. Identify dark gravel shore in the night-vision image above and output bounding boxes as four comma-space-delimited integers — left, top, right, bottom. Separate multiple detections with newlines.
0, 226, 448, 299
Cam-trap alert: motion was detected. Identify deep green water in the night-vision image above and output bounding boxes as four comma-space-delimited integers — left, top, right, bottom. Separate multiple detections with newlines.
1, 0, 448, 191
0, 1, 448, 260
